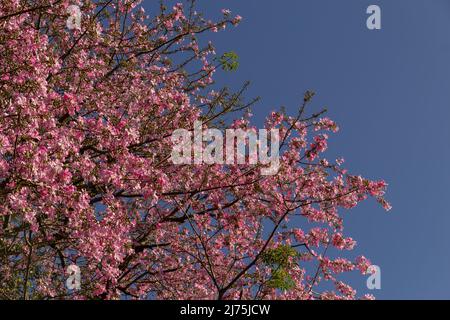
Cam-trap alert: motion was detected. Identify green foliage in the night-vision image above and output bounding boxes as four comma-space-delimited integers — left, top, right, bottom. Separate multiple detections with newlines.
262, 245, 298, 268
266, 268, 296, 291
219, 51, 239, 72
261, 245, 299, 291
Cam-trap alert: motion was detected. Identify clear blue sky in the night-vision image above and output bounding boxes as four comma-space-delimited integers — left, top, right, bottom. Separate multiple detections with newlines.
149, 0, 450, 299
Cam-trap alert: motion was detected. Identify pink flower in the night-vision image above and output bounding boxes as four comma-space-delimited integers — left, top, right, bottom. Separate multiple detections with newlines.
355, 256, 372, 274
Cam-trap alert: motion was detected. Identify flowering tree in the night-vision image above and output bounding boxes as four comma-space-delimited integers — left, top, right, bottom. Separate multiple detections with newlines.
0, 0, 390, 300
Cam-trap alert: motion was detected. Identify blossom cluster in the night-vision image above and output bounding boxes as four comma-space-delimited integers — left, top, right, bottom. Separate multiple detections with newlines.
0, 0, 389, 300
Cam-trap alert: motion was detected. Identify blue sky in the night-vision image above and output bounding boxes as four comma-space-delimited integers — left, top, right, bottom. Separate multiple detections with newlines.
148, 1, 450, 299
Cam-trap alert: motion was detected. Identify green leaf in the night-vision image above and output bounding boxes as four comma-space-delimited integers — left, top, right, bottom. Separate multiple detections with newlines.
266, 268, 296, 290
219, 51, 239, 72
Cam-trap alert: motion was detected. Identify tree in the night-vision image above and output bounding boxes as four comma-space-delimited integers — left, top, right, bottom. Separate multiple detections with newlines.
0, 0, 390, 300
